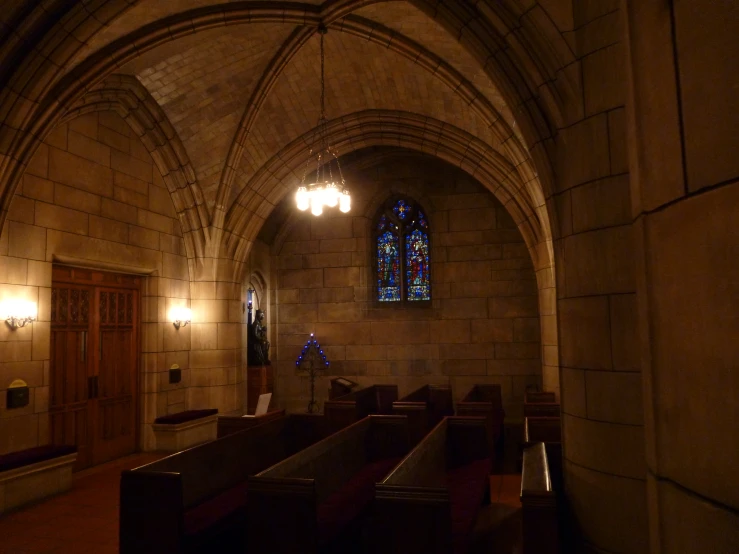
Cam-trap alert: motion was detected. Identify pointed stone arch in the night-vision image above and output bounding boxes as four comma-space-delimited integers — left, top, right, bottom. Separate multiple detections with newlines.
62, 75, 208, 261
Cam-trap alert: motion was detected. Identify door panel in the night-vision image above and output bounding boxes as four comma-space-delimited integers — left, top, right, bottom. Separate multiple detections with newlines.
50, 268, 139, 471
93, 289, 137, 466
50, 285, 93, 471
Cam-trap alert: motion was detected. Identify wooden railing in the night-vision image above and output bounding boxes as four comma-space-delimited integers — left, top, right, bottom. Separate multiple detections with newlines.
520, 442, 558, 554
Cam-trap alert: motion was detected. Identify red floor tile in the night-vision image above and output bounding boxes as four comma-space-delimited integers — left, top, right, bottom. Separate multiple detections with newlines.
0, 453, 158, 554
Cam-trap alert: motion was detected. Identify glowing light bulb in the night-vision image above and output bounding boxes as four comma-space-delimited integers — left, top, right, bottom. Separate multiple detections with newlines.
311, 196, 323, 216
339, 191, 351, 213
325, 184, 338, 207
296, 187, 309, 211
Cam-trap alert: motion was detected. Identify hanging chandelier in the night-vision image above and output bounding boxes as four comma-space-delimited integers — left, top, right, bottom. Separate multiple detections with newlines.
295, 24, 350, 216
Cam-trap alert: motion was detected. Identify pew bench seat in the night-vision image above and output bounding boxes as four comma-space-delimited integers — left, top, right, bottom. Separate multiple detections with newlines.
0, 445, 77, 514
122, 414, 326, 554
448, 457, 491, 552
318, 456, 402, 545
373, 416, 492, 554
183, 479, 250, 538
248, 415, 410, 554
152, 409, 219, 452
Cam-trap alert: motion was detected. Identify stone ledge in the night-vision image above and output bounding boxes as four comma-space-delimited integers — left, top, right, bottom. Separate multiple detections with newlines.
152, 413, 218, 452
0, 453, 77, 514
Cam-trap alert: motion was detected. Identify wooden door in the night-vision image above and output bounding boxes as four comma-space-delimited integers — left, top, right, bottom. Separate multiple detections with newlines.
50, 267, 140, 471
92, 288, 138, 465
50, 285, 93, 470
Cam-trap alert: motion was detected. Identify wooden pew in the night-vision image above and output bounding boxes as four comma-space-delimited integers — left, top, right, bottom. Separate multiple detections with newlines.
247, 415, 410, 554
523, 401, 560, 418
392, 384, 454, 444
523, 416, 561, 446
120, 414, 325, 554
520, 442, 558, 554
373, 417, 491, 554
455, 384, 505, 461
525, 391, 556, 403
323, 384, 398, 433
216, 409, 286, 438
524, 416, 563, 496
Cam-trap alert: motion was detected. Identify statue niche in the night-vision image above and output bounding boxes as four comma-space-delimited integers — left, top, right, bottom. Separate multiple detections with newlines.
248, 309, 271, 366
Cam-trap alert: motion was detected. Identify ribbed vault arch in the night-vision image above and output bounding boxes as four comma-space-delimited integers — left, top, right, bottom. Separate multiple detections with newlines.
62, 75, 208, 261
0, 0, 577, 239
222, 109, 549, 277
214, 13, 545, 224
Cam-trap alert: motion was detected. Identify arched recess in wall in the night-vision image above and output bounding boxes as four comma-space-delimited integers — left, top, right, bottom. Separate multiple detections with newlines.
58, 75, 208, 262
246, 271, 268, 316
224, 110, 549, 275
237, 122, 558, 399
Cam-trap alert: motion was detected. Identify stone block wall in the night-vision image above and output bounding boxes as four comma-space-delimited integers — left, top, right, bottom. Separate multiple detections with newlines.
624, 1, 739, 551
0, 111, 191, 454
270, 156, 541, 420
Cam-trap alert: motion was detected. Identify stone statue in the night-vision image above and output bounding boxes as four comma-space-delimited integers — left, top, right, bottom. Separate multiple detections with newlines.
248, 309, 270, 366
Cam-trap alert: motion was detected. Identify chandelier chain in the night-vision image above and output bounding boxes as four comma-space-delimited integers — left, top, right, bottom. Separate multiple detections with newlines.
320, 28, 326, 124
294, 23, 351, 215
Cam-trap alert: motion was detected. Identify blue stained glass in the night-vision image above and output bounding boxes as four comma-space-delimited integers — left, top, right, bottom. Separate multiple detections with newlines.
377, 230, 400, 301
418, 211, 428, 228
377, 215, 387, 231
405, 229, 430, 301
393, 199, 411, 220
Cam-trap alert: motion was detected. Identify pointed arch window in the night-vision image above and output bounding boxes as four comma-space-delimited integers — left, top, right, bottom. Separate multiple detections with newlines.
375, 197, 431, 302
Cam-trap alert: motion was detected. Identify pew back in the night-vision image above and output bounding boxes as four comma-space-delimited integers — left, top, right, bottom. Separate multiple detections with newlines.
247, 415, 409, 553
254, 415, 408, 502
456, 384, 505, 462
216, 409, 285, 438
130, 416, 292, 509
120, 414, 325, 554
525, 391, 556, 403
460, 383, 503, 407
392, 384, 454, 444
374, 417, 491, 554
324, 384, 398, 433
524, 416, 561, 445
523, 402, 560, 418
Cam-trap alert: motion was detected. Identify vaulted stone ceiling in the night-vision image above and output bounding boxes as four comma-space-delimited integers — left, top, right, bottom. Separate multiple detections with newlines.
0, 0, 565, 269
57, 0, 530, 224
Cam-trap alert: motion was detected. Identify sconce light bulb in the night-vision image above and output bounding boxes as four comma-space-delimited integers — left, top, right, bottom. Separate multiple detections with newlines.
1, 299, 38, 329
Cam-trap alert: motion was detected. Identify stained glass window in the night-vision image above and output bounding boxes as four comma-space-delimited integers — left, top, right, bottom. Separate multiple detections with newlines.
405, 229, 430, 300
374, 197, 431, 303
377, 230, 400, 301
393, 199, 410, 220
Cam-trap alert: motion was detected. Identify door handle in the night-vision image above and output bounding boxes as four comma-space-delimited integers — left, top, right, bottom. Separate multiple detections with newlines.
80, 331, 87, 362
88, 376, 99, 399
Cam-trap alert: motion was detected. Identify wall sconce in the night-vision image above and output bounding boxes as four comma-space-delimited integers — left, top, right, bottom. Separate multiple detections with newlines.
0, 299, 37, 329
170, 306, 191, 330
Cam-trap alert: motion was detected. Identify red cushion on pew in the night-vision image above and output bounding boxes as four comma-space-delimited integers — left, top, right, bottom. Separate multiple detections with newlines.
0, 445, 77, 473
318, 457, 401, 545
184, 480, 249, 537
154, 409, 218, 425
447, 458, 491, 554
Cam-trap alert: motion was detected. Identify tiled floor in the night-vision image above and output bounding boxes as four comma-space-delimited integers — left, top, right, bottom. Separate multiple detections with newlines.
0, 453, 161, 554
0, 452, 522, 554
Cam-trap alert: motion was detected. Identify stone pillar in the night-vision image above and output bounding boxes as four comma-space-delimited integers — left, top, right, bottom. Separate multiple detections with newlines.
555, 1, 647, 551
624, 1, 739, 552
187, 257, 245, 416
